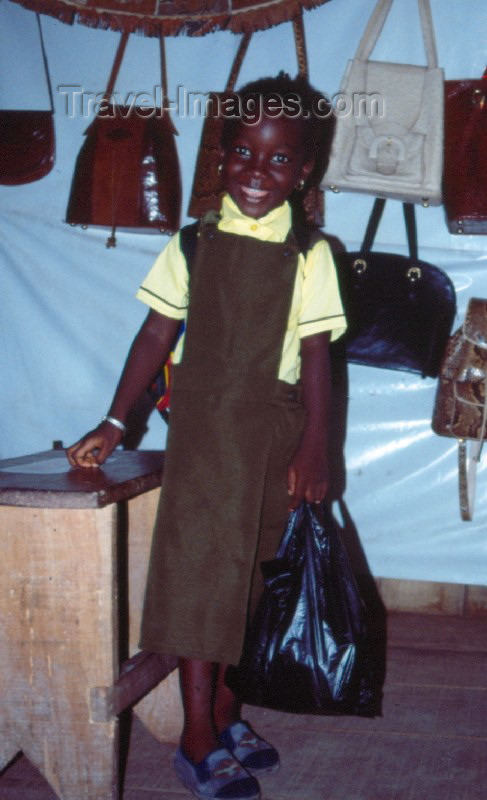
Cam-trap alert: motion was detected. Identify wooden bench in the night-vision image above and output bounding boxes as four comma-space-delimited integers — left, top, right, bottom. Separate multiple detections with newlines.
0, 447, 183, 800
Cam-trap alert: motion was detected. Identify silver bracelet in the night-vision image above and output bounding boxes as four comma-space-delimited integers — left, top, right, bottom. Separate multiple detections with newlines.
102, 415, 127, 434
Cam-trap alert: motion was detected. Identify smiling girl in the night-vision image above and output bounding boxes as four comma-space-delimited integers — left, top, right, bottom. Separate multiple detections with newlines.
67, 74, 346, 800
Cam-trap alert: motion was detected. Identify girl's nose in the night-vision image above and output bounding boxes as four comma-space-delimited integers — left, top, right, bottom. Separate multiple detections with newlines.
247, 156, 267, 182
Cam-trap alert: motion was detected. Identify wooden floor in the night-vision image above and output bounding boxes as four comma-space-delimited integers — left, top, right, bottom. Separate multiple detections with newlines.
1, 612, 486, 800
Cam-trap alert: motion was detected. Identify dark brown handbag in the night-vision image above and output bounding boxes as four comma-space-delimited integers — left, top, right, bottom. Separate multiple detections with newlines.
443, 69, 487, 234
188, 13, 325, 226
0, 14, 55, 186
65, 32, 181, 247
432, 298, 487, 520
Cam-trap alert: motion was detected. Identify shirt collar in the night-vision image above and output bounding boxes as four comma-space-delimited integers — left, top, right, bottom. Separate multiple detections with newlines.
218, 193, 292, 242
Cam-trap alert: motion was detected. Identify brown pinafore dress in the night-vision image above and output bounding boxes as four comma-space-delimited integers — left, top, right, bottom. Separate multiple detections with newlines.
140, 219, 306, 665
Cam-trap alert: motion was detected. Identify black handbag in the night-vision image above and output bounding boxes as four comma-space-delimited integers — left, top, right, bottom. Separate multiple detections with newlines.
225, 502, 376, 716
332, 198, 457, 377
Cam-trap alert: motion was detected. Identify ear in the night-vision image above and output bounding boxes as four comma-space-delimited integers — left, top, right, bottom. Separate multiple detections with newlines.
299, 157, 315, 184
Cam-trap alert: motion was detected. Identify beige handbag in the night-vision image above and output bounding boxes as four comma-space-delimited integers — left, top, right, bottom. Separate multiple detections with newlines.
322, 0, 444, 206
432, 299, 487, 521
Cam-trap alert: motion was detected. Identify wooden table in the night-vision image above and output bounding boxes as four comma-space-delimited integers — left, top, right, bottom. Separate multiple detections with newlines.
0, 447, 180, 800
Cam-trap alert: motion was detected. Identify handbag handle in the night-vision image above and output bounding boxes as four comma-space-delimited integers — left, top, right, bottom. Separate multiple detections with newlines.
225, 32, 252, 92
292, 12, 309, 78
354, 0, 438, 69
35, 14, 54, 113
458, 439, 479, 522
361, 197, 419, 261
103, 31, 168, 108
223, 9, 308, 93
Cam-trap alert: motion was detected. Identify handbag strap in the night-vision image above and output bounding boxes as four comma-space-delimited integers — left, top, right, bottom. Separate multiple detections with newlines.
361, 198, 418, 260
103, 32, 168, 107
355, 0, 438, 69
292, 12, 308, 78
225, 32, 252, 92
36, 13, 54, 113
223, 9, 308, 93
458, 438, 484, 522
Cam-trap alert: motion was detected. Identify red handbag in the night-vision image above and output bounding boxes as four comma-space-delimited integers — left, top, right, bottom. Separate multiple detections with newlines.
65, 32, 181, 246
0, 14, 55, 186
443, 68, 487, 234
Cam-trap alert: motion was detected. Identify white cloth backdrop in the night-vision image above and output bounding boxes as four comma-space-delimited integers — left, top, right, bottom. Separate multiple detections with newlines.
1, 0, 487, 584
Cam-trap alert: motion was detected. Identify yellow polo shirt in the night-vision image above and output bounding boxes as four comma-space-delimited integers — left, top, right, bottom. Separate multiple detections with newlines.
137, 194, 346, 384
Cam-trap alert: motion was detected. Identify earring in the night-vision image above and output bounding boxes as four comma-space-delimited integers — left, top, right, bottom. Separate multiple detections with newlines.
296, 179, 305, 191
217, 163, 223, 174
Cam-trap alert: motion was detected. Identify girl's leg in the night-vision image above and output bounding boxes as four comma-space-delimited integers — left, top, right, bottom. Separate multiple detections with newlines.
213, 663, 241, 734
178, 657, 219, 763
179, 658, 242, 762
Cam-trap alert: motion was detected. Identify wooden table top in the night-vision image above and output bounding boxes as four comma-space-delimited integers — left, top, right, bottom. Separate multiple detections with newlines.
0, 448, 164, 509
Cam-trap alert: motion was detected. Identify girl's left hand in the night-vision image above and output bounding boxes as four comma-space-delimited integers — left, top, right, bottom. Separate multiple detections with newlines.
287, 441, 329, 510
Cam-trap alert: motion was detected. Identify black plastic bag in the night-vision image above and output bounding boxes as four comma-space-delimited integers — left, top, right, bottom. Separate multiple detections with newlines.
226, 502, 376, 715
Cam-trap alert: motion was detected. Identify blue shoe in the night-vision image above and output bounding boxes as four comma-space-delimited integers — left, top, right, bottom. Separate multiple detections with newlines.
173, 746, 261, 800
219, 721, 280, 775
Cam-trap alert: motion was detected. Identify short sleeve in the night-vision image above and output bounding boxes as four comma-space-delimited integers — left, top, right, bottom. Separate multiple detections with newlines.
298, 238, 347, 342
136, 233, 189, 320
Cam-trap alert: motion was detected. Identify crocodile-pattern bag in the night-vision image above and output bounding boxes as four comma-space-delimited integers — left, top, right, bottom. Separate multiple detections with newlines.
432, 298, 487, 520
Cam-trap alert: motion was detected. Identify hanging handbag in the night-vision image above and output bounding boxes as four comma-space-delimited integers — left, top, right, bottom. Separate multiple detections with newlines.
188, 13, 325, 226
322, 0, 444, 207
432, 298, 487, 521
65, 32, 181, 247
0, 13, 55, 185
443, 68, 487, 235
225, 502, 377, 716
332, 198, 456, 377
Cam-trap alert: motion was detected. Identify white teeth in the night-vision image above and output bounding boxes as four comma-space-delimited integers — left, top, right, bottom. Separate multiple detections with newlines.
242, 186, 267, 199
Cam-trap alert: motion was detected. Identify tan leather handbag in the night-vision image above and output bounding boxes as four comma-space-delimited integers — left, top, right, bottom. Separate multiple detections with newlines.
432, 298, 487, 520
65, 32, 181, 247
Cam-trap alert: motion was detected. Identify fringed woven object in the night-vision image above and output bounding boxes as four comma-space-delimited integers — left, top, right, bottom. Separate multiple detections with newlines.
11, 0, 331, 37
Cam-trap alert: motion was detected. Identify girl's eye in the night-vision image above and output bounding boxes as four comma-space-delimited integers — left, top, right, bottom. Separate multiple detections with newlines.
272, 153, 291, 164
233, 145, 250, 157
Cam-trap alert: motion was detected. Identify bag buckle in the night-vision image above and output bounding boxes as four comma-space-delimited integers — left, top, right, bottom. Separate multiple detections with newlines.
369, 135, 406, 176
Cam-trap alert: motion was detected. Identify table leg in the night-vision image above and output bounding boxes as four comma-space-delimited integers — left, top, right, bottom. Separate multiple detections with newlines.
0, 504, 120, 800
127, 489, 183, 744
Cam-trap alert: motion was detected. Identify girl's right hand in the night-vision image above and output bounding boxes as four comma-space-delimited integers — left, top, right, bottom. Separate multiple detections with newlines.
66, 421, 123, 468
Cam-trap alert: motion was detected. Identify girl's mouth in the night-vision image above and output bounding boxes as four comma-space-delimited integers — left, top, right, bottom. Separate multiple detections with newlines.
240, 186, 269, 201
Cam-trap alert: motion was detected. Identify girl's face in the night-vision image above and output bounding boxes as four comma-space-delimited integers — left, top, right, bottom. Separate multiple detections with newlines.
220, 114, 314, 219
